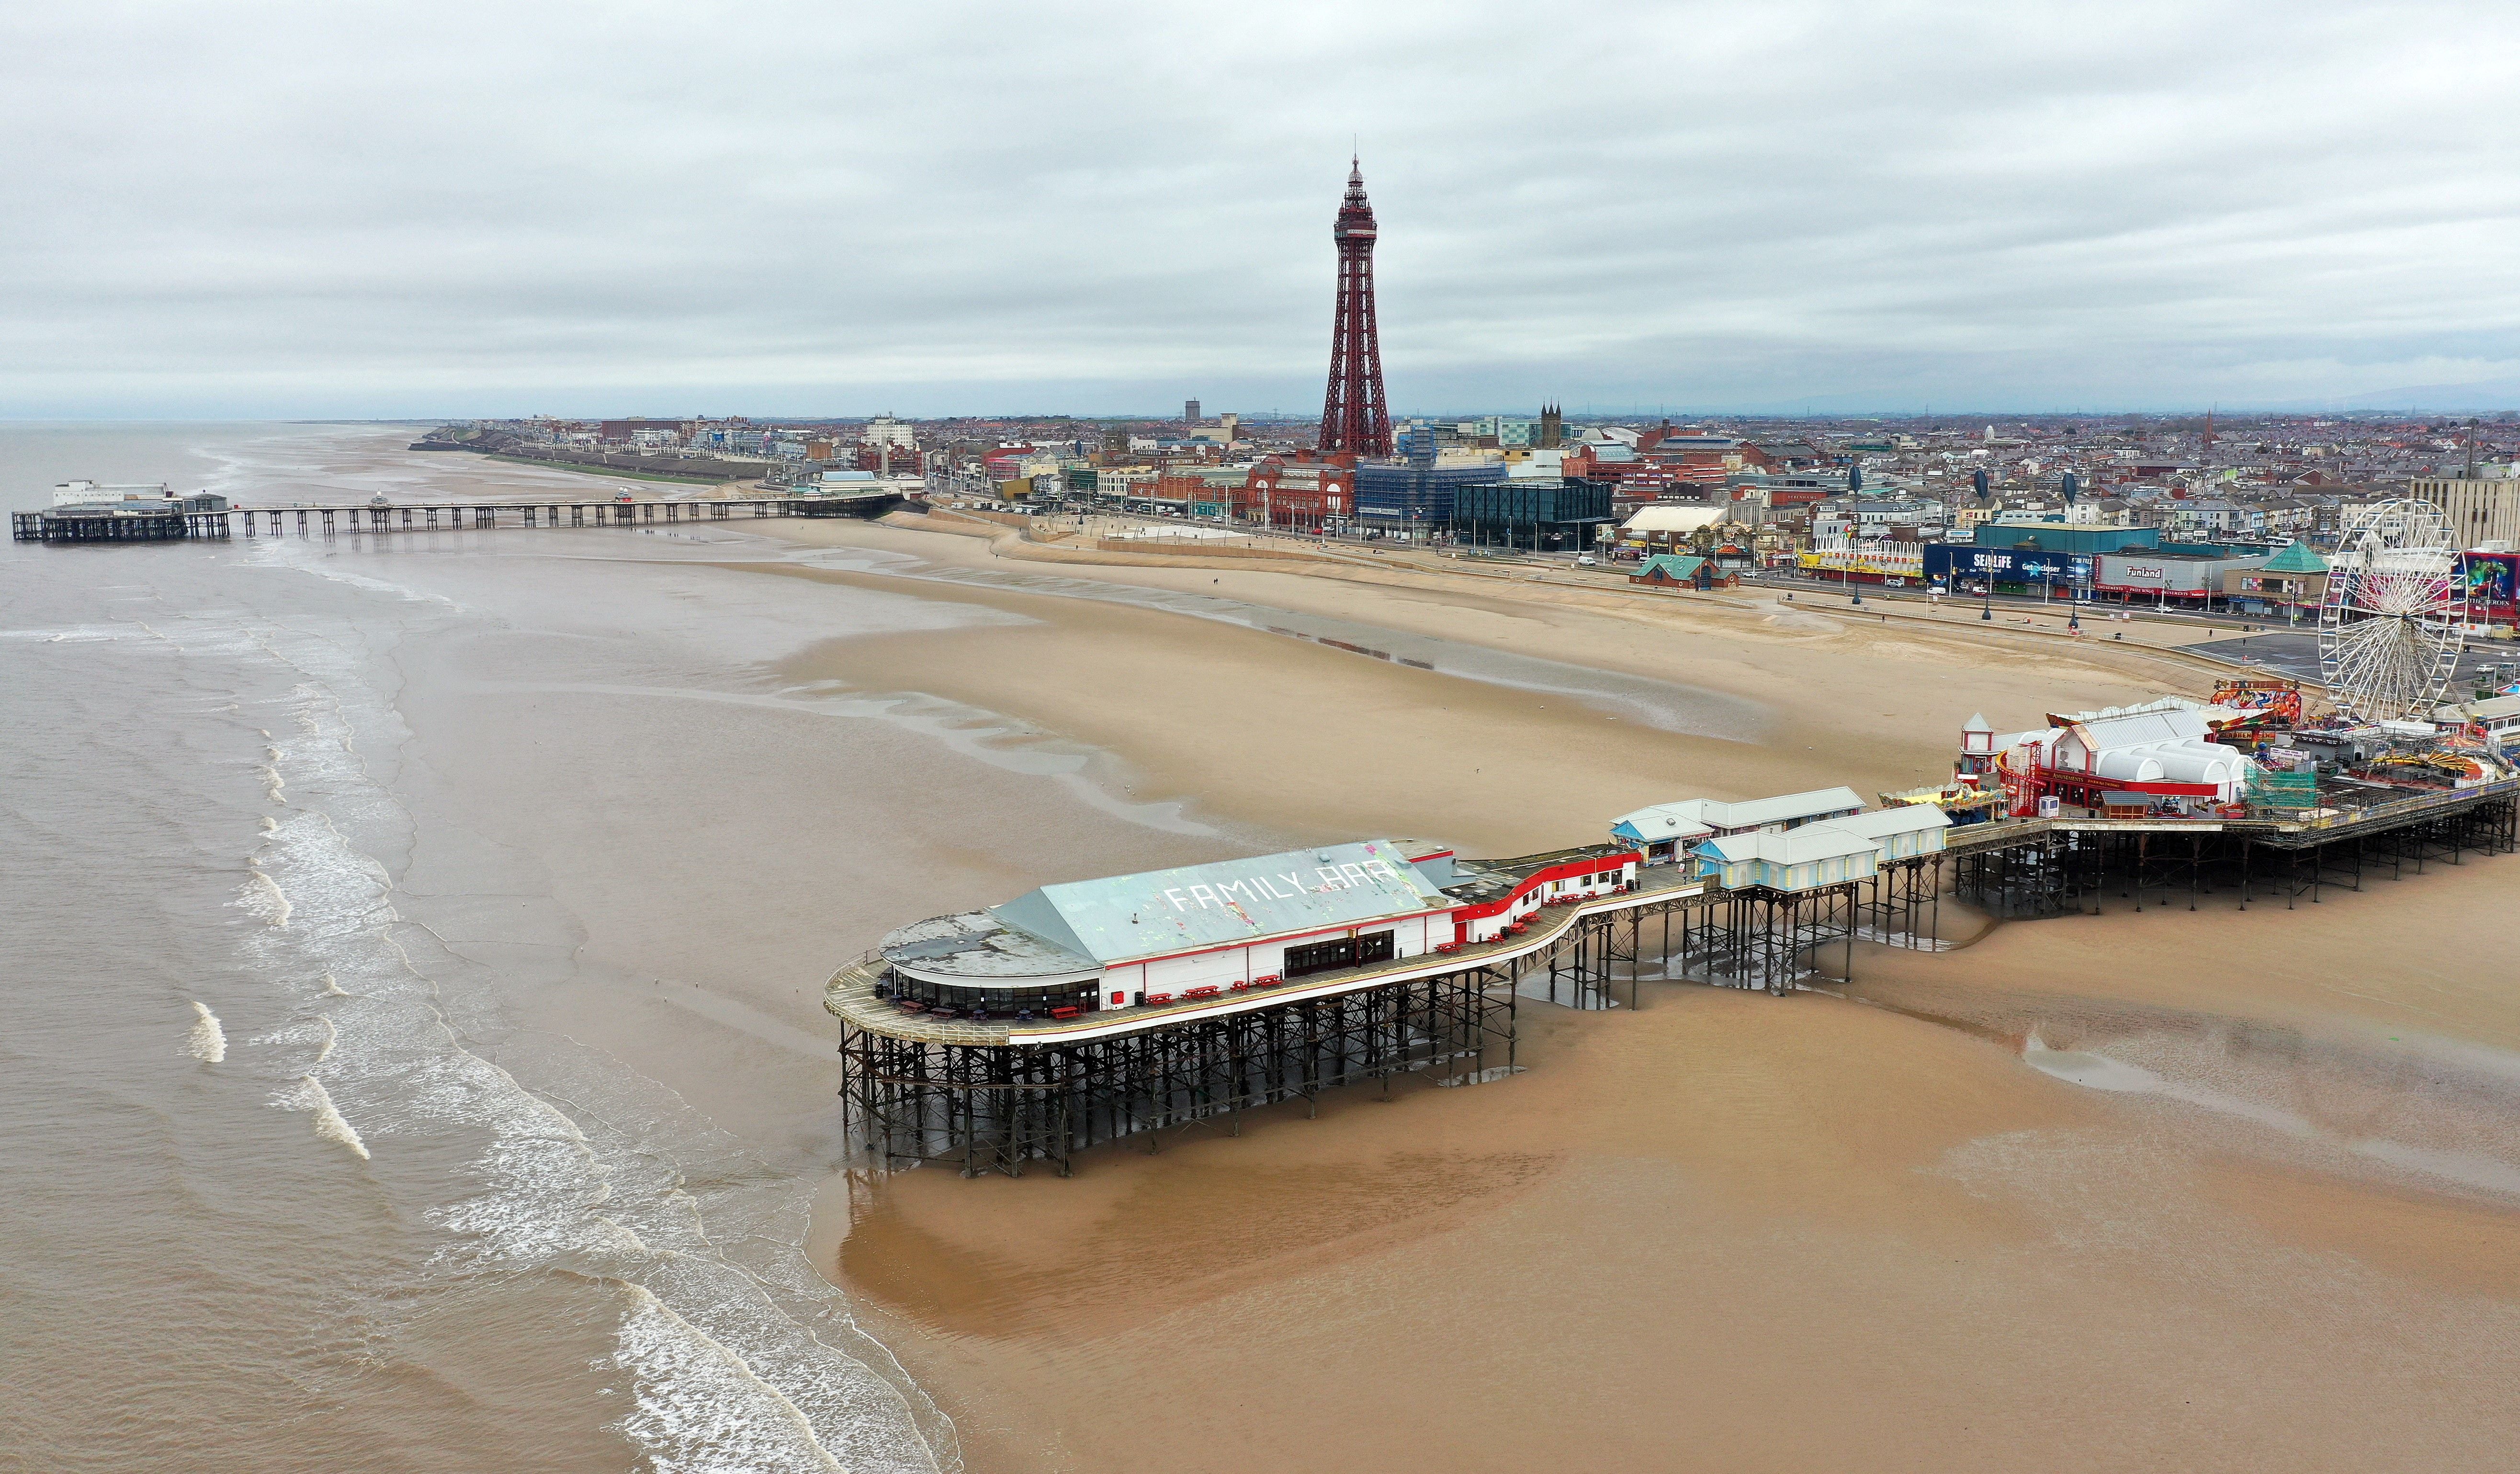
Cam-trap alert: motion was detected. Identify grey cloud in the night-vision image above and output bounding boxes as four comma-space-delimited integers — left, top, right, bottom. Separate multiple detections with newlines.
3, 0, 2516, 417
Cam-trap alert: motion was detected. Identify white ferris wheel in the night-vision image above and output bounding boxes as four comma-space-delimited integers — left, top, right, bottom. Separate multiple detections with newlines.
2317, 498, 2466, 723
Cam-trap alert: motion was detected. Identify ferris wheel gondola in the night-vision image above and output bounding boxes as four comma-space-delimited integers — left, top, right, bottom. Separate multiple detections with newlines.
2316, 499, 2466, 723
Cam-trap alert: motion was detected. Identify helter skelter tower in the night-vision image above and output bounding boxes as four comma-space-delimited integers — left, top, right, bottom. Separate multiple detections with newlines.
1318, 157, 1391, 458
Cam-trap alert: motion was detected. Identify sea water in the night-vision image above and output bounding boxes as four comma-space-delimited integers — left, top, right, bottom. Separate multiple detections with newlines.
0, 423, 1224, 1473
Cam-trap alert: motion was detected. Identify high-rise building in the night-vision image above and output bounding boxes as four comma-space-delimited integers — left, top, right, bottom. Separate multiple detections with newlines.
2412, 476, 2520, 549
1184, 399, 1201, 425
1319, 158, 1390, 458
860, 414, 917, 449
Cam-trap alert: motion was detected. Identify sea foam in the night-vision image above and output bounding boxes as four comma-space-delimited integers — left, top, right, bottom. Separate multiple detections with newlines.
187, 1002, 227, 1063
613, 1286, 848, 1474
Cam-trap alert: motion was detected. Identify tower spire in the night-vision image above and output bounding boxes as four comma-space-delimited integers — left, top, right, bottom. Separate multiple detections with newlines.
1319, 157, 1390, 458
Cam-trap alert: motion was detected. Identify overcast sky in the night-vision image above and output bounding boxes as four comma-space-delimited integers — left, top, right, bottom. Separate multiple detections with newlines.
6, 1, 2518, 419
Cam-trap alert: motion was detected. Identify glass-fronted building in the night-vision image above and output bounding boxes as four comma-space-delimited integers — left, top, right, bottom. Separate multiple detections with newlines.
1353, 461, 1503, 528
1449, 477, 1615, 551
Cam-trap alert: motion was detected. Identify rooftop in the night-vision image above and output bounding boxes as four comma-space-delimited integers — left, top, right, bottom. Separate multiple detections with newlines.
832, 862, 1716, 1045
989, 839, 1448, 967
1621, 505, 1729, 534
2258, 540, 2329, 574
1640, 786, 1866, 833
1609, 803, 1716, 844
1437, 843, 1634, 906
1700, 826, 1880, 866
879, 909, 1098, 984
1819, 805, 1954, 841
1633, 554, 1711, 581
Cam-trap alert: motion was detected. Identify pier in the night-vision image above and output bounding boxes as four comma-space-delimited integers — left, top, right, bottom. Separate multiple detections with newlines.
11, 490, 902, 544
1941, 781, 2520, 917
828, 857, 1711, 1179
829, 782, 2517, 1177
12, 505, 233, 543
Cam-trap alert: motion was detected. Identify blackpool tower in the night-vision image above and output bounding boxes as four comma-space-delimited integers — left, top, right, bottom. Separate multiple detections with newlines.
1318, 157, 1390, 458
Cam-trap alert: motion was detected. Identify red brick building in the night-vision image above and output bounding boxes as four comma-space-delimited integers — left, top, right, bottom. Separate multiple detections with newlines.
1236, 458, 1352, 531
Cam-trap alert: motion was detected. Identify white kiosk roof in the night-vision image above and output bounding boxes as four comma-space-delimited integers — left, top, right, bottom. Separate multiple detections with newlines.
1700, 826, 1879, 866
1619, 786, 1865, 836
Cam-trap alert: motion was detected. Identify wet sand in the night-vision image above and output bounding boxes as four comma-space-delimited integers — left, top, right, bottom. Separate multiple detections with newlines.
757, 519, 2180, 856
825, 961, 2520, 1474
765, 513, 2520, 1474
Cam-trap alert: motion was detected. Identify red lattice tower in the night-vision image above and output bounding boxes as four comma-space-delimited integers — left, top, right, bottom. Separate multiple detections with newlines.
1319, 157, 1390, 458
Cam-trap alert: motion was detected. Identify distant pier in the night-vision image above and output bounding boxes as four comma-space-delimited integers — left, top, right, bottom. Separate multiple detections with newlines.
12, 490, 902, 544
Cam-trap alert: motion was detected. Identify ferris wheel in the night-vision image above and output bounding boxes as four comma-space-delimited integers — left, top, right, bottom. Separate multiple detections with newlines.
2317, 499, 2466, 723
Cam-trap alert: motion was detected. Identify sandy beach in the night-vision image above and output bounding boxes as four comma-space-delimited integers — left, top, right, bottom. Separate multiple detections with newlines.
757, 514, 2191, 853
7, 423, 2511, 1474
761, 511, 2520, 1474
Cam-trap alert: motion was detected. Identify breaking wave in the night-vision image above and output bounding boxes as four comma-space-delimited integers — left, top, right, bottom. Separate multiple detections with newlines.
240, 863, 292, 928
186, 1002, 227, 1063
281, 1075, 371, 1160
